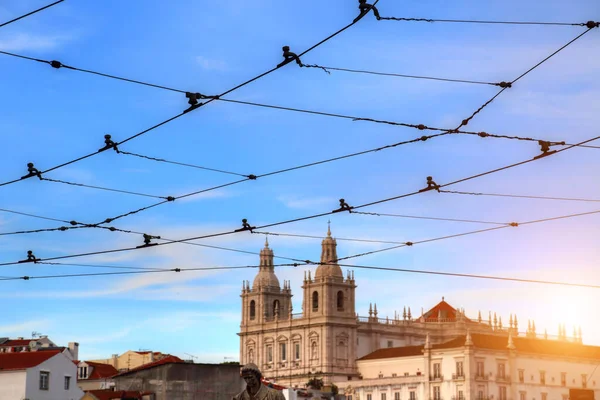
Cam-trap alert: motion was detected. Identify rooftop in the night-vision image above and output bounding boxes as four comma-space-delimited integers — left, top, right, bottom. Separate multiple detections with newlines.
0, 350, 62, 370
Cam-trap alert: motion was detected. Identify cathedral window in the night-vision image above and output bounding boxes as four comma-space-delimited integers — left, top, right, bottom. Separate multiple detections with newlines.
312, 291, 319, 311
249, 300, 256, 320
280, 343, 287, 362
267, 346, 273, 363
433, 363, 441, 379
381, 393, 386, 400
294, 343, 300, 360
409, 392, 416, 400
519, 392, 526, 400
499, 386, 507, 400
367, 395, 372, 400
337, 291, 344, 311
337, 341, 347, 360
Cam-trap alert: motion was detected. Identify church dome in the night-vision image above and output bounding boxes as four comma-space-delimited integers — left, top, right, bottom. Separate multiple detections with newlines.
314, 225, 343, 280
252, 238, 281, 290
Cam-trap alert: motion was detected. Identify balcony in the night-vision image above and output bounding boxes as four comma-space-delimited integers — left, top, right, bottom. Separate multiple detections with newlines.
452, 373, 465, 380
430, 374, 444, 382
475, 374, 488, 381
496, 374, 511, 382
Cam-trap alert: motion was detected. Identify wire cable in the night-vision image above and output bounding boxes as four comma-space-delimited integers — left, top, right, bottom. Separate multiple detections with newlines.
1, 134, 597, 268
0, 0, 64, 29
349, 211, 510, 225
0, 263, 297, 281
330, 209, 600, 263
36, 261, 170, 271
301, 64, 505, 86
118, 150, 250, 178
455, 27, 594, 131
40, 177, 171, 200
440, 190, 600, 203
0, 4, 377, 188
375, 17, 598, 28
254, 231, 410, 245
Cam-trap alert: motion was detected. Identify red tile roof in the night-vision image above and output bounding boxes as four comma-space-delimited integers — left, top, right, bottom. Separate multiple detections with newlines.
0, 350, 62, 370
113, 355, 184, 377
85, 361, 119, 379
418, 299, 469, 322
86, 389, 153, 400
358, 333, 600, 361
0, 339, 31, 347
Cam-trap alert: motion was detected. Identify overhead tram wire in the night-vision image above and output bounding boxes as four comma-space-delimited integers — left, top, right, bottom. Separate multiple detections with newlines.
39, 177, 171, 200
440, 190, 600, 203
375, 17, 598, 28
0, 1, 381, 189
453, 27, 596, 131
36, 261, 171, 272
348, 211, 510, 225
0, 0, 64, 29
3, 216, 600, 289
326, 209, 600, 263
0, 263, 298, 282
0, 134, 598, 268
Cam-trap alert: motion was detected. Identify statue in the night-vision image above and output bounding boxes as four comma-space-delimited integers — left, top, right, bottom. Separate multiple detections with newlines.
233, 363, 286, 400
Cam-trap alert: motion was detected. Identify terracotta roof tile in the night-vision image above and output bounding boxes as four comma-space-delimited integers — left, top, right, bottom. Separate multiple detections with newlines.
0, 339, 31, 347
358, 333, 600, 361
85, 361, 119, 379
0, 350, 62, 370
113, 355, 184, 377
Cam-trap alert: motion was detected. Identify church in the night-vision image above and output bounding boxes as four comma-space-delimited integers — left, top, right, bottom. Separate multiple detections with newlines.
238, 227, 539, 387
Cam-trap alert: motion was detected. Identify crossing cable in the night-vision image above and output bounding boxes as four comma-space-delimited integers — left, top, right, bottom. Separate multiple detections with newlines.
37, 261, 171, 272
301, 64, 508, 87
375, 17, 598, 28
39, 177, 172, 200
0, 0, 64, 29
7, 48, 595, 148
347, 211, 510, 225
0, 134, 597, 268
454, 27, 595, 131
0, 263, 298, 282
0, 49, 507, 90
3, 221, 600, 289
0, 207, 306, 263
439, 190, 600, 203
323, 209, 600, 263
0, 2, 378, 189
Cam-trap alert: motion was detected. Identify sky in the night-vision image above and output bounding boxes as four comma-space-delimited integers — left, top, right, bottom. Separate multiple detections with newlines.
0, 0, 599, 363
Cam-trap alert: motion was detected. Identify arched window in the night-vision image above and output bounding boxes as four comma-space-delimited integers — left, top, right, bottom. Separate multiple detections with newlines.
337, 291, 344, 311
312, 291, 319, 311
273, 300, 280, 317
249, 300, 256, 320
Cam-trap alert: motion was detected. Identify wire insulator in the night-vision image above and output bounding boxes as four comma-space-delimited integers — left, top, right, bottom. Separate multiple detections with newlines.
586, 21, 599, 29
50, 60, 62, 69
166, 196, 175, 202
174, 268, 181, 272
18, 250, 40, 263
69, 220, 78, 226
420, 136, 429, 141
406, 242, 414, 246
497, 81, 512, 88
98, 134, 120, 153
277, 46, 303, 68
20, 163, 43, 180
417, 124, 427, 130
235, 219, 256, 233
509, 222, 519, 227
419, 176, 441, 193
333, 198, 354, 213
478, 132, 489, 138
248, 174, 257, 180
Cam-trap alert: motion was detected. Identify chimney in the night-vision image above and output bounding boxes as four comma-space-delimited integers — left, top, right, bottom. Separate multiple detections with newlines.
68, 342, 79, 361
112, 354, 119, 369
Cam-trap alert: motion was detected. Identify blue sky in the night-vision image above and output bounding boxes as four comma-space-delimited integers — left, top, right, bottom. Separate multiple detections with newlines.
0, 0, 599, 362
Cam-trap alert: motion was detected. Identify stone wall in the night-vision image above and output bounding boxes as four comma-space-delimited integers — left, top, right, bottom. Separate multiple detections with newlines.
114, 363, 244, 400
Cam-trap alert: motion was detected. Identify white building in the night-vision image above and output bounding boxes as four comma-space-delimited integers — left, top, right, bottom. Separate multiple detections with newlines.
347, 331, 599, 400
0, 349, 84, 400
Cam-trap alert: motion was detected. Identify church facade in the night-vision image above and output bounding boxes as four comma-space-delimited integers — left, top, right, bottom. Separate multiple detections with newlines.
238, 228, 584, 390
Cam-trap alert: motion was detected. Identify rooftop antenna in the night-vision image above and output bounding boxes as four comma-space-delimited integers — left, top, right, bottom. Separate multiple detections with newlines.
185, 353, 198, 362
31, 331, 42, 338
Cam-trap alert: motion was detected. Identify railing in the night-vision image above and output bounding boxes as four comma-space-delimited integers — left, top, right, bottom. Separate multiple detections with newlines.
452, 373, 465, 380
475, 374, 488, 381
496, 374, 511, 382
430, 374, 444, 381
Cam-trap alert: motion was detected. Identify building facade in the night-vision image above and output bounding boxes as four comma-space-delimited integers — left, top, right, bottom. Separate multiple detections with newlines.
0, 335, 79, 360
77, 360, 119, 391
0, 350, 83, 400
88, 350, 169, 372
348, 332, 599, 400
238, 228, 587, 391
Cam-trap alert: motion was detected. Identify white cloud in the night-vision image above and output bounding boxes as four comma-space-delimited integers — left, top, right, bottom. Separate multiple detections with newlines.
0, 33, 70, 52
0, 319, 53, 335
195, 55, 228, 71
277, 195, 337, 210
